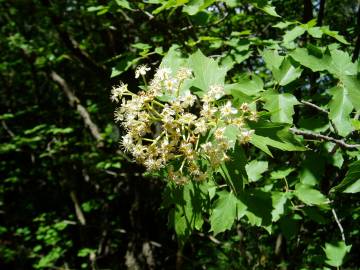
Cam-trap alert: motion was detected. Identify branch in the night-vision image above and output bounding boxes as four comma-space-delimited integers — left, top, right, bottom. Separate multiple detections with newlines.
70, 190, 86, 226
301, 100, 329, 115
300, 100, 339, 134
50, 71, 104, 144
41, 0, 107, 76
331, 208, 346, 242
290, 127, 360, 149
1, 120, 15, 137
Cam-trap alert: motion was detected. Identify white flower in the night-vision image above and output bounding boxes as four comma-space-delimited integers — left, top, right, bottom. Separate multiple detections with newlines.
180, 91, 197, 108
202, 94, 214, 103
220, 101, 238, 117
249, 111, 258, 121
114, 108, 124, 122
135, 64, 150, 78
194, 119, 208, 135
176, 67, 192, 81
208, 84, 225, 100
201, 142, 213, 153
155, 67, 172, 80
239, 129, 254, 143
162, 114, 174, 124
214, 127, 225, 140
200, 102, 217, 119
144, 158, 163, 171
111, 82, 128, 102
164, 78, 178, 93
170, 100, 184, 113
137, 111, 150, 123
132, 144, 146, 159
121, 134, 134, 151
180, 142, 193, 155
179, 113, 197, 125
161, 105, 176, 117
149, 79, 162, 96
240, 102, 249, 112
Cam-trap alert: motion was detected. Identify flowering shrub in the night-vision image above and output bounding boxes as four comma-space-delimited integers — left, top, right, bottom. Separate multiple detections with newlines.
112, 63, 257, 184
109, 14, 360, 267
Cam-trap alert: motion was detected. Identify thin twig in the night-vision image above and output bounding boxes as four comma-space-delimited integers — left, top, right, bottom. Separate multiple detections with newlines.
181, 12, 229, 31
290, 127, 360, 149
331, 208, 346, 242
301, 100, 329, 114
50, 71, 104, 144
301, 101, 339, 133
1, 120, 15, 137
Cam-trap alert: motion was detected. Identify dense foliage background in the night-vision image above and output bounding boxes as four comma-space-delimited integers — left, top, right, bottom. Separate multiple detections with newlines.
1, 0, 360, 269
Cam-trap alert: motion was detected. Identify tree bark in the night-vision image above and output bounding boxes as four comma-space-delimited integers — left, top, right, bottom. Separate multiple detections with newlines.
303, 0, 313, 23
317, 0, 326, 26
50, 71, 104, 144
352, 4, 360, 62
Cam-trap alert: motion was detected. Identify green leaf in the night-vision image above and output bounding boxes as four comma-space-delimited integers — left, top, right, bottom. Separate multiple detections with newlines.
327, 86, 354, 137
111, 54, 140, 78
271, 192, 287, 222
272, 57, 303, 86
188, 50, 227, 92
249, 120, 306, 156
328, 49, 357, 78
114, 0, 133, 10
270, 167, 295, 179
294, 184, 328, 205
298, 115, 330, 132
307, 27, 323, 38
299, 152, 325, 186
224, 124, 240, 149
283, 26, 306, 44
263, 91, 300, 123
252, 1, 280, 17
152, 0, 184, 15
273, 21, 296, 29
225, 84, 253, 103
342, 75, 360, 110
78, 248, 95, 257
165, 182, 208, 243
352, 119, 360, 130
321, 26, 349, 44
131, 42, 151, 50
210, 191, 246, 235
160, 44, 187, 73
279, 214, 301, 240
259, 5, 280, 17
242, 189, 273, 229
290, 47, 331, 72
323, 241, 351, 267
230, 74, 264, 96
219, 144, 248, 194
183, 0, 216, 15
245, 160, 268, 182
262, 49, 284, 71
333, 160, 360, 193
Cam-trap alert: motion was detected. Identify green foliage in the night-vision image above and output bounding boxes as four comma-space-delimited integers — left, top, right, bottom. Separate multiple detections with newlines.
1, 0, 360, 269
323, 241, 352, 267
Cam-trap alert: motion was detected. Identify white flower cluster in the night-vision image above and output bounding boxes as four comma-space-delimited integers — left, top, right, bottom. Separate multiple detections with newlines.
112, 65, 256, 184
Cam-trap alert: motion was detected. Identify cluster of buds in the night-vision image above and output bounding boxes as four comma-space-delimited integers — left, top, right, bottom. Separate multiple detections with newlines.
112, 65, 256, 184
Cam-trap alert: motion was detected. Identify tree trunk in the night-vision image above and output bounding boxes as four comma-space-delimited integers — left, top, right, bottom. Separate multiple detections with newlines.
303, 0, 313, 23
317, 0, 326, 26
352, 4, 360, 62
